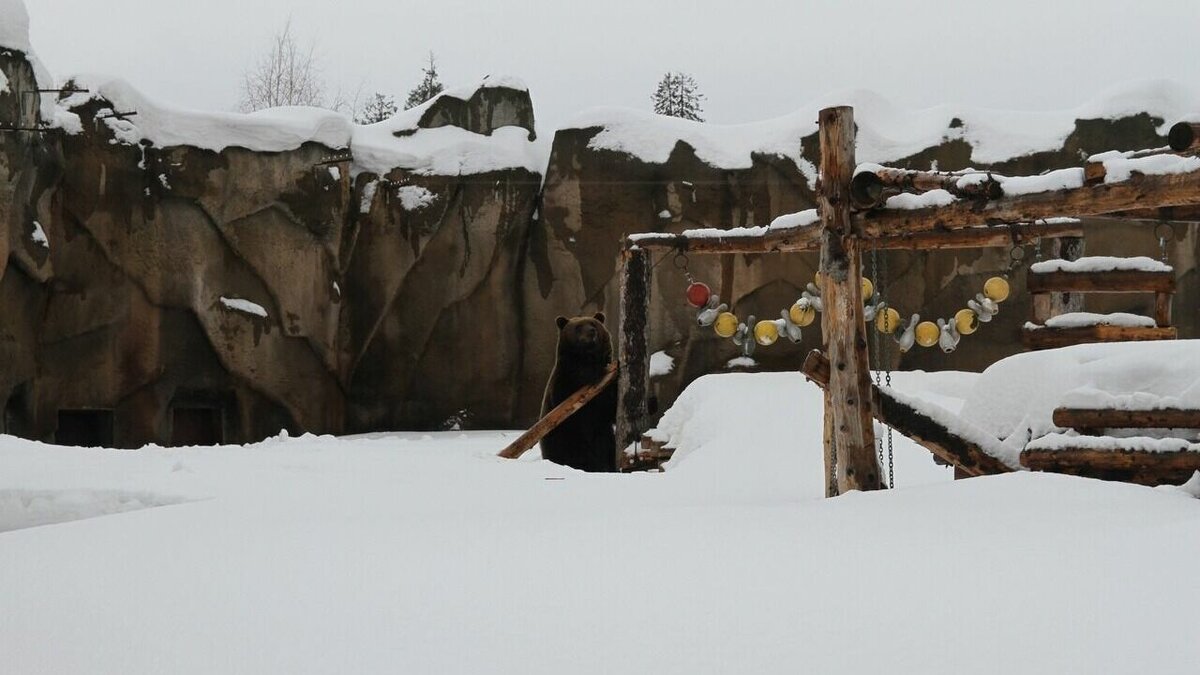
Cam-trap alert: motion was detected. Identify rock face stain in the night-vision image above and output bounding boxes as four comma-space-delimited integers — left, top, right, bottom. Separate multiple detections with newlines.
1, 46, 1197, 444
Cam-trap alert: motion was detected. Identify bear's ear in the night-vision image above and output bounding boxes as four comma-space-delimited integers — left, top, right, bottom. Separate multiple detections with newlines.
593, 312, 606, 324
556, 316, 569, 330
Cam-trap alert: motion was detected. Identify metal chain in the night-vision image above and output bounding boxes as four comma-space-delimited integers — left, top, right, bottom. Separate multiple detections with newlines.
869, 242, 889, 484
878, 245, 895, 488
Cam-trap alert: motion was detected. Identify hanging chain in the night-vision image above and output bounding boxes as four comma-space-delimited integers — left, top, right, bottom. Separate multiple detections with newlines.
869, 243, 886, 475
878, 244, 895, 489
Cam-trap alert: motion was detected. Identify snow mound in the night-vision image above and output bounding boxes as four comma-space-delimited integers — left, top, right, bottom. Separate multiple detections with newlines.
0, 0, 32, 53
563, 80, 1200, 170
961, 341, 1200, 447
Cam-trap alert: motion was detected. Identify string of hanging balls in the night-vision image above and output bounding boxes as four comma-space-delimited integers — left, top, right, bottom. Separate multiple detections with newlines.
685, 273, 1011, 358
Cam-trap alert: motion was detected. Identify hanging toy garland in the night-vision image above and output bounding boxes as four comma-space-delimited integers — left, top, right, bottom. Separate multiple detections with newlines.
679, 252, 1012, 355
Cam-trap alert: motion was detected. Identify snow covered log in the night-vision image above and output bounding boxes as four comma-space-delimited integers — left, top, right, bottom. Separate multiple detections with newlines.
1019, 448, 1200, 486
802, 351, 1012, 478
1167, 121, 1200, 153
1026, 269, 1176, 294
850, 167, 1003, 210
1052, 407, 1200, 434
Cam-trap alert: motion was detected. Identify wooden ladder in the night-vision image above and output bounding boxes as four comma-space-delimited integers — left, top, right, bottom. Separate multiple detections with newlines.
1022, 260, 1177, 349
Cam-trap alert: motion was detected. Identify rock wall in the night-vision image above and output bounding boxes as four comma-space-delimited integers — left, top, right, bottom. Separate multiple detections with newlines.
2, 39, 1197, 444
521, 112, 1199, 427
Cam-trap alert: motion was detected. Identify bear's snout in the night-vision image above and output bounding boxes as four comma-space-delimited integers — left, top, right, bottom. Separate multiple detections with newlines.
576, 323, 598, 343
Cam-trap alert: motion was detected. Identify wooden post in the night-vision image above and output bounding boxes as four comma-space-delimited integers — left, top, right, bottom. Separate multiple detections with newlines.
817, 106, 883, 493
616, 247, 652, 461
1050, 236, 1085, 318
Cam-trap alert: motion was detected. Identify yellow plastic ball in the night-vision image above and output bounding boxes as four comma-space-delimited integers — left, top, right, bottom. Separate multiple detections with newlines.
861, 277, 874, 299
983, 276, 1010, 303
875, 307, 902, 334
915, 321, 940, 348
714, 312, 739, 338
754, 320, 779, 346
954, 308, 979, 335
789, 302, 816, 327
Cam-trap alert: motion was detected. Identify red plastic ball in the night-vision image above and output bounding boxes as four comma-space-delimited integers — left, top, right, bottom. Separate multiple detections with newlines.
686, 282, 711, 308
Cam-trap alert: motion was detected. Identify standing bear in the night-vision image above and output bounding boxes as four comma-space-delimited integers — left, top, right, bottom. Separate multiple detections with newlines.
540, 313, 618, 472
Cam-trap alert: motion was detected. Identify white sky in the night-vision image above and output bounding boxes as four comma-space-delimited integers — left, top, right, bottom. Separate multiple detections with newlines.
22, 0, 1200, 130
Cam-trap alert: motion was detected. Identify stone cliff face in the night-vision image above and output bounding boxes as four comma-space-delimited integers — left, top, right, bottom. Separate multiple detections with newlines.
1, 39, 1196, 445
522, 109, 1199, 427
0, 44, 542, 445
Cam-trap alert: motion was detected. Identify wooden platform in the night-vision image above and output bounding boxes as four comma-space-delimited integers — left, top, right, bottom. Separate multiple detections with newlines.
1019, 406, 1200, 485
1025, 264, 1177, 350
621, 435, 676, 472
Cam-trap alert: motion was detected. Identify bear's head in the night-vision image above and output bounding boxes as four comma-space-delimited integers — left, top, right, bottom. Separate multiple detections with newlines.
555, 313, 612, 363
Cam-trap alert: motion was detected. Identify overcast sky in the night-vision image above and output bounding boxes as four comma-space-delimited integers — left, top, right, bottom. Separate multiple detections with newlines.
22, 0, 1200, 130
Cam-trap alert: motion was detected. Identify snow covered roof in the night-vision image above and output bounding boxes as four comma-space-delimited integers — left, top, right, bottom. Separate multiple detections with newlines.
562, 81, 1200, 171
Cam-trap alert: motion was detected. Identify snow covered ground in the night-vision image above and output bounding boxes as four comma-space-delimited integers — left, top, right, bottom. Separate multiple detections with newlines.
2, 372, 1199, 674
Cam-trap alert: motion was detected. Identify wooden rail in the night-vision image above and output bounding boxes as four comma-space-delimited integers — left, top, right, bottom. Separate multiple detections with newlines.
1053, 407, 1200, 433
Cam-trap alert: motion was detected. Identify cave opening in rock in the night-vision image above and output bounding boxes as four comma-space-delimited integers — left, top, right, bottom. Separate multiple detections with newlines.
55, 409, 115, 448
171, 407, 224, 447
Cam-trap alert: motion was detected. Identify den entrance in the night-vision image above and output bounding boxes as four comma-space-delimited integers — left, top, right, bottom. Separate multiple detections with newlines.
171, 407, 224, 446
55, 409, 114, 447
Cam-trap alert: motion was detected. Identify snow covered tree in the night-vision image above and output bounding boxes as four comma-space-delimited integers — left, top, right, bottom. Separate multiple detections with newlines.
652, 72, 705, 122
356, 92, 398, 124
404, 52, 445, 110
239, 19, 326, 112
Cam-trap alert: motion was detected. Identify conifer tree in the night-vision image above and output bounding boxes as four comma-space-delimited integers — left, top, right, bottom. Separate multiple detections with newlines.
651, 72, 705, 122
356, 92, 398, 124
405, 52, 445, 110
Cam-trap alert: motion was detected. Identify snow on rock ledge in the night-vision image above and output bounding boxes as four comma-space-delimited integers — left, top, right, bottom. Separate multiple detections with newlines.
562, 81, 1200, 170
60, 76, 354, 153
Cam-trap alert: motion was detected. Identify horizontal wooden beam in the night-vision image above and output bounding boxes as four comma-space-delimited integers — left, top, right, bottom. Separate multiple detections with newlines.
850, 167, 1002, 209
1053, 407, 1200, 432
1027, 269, 1176, 294
629, 220, 1082, 254
1020, 447, 1200, 486
1022, 325, 1177, 350
802, 350, 1012, 477
855, 166, 1200, 238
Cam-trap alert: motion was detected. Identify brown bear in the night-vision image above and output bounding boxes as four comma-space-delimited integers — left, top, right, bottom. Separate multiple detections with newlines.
539, 313, 618, 472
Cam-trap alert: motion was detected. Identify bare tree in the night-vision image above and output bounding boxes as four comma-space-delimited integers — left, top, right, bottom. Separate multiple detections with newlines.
239, 19, 326, 112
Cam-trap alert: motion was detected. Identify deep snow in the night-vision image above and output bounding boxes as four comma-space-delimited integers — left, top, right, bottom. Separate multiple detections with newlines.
2, 371, 1198, 674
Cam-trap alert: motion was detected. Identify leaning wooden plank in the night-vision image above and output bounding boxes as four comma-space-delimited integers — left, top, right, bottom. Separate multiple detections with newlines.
802, 351, 1012, 478
1053, 407, 1200, 431
1026, 269, 1176, 294
1022, 325, 1177, 350
1020, 448, 1200, 487
498, 364, 618, 460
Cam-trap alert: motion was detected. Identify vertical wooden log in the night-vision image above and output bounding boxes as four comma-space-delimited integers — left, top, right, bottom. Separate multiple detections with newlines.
1031, 293, 1052, 324
1154, 292, 1173, 327
817, 106, 883, 493
616, 247, 652, 460
1050, 236, 1085, 317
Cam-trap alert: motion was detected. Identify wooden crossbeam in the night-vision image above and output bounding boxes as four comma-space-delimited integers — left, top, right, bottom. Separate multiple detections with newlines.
1020, 448, 1200, 486
628, 220, 1082, 254
850, 167, 1003, 209
1053, 407, 1200, 432
1022, 325, 1177, 349
1027, 269, 1176, 294
802, 351, 1012, 478
856, 167, 1200, 238
498, 364, 618, 460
